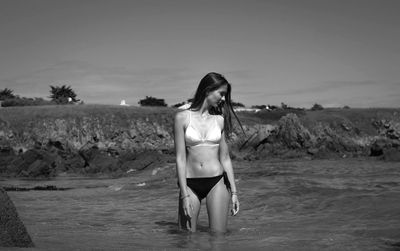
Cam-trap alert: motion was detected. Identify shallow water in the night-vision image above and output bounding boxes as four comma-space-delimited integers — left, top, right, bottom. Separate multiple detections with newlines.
2, 158, 400, 250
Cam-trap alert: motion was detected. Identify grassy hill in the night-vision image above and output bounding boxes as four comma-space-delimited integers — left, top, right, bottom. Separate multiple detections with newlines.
1, 104, 398, 133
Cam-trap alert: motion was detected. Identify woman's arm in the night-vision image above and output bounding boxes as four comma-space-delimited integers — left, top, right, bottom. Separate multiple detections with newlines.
218, 116, 239, 215
174, 111, 188, 197
174, 111, 193, 217
219, 130, 237, 193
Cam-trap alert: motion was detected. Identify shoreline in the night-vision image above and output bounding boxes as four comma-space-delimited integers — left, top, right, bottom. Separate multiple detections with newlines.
1, 105, 399, 179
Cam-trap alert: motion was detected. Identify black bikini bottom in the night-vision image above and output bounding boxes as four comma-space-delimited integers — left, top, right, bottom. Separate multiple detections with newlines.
184, 172, 231, 201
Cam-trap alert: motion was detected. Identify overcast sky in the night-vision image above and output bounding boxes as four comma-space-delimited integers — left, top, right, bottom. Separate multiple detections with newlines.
1, 0, 399, 108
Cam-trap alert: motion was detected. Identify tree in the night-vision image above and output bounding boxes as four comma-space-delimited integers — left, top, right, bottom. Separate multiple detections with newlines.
231, 101, 245, 107
0, 88, 16, 100
311, 103, 324, 111
138, 96, 167, 107
49, 85, 80, 104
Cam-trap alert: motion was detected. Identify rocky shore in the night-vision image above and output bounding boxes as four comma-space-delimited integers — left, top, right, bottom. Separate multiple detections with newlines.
0, 105, 399, 178
238, 112, 400, 161
0, 187, 34, 247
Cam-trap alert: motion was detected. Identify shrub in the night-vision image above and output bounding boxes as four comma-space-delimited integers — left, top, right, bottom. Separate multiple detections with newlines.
138, 96, 168, 107
311, 103, 324, 111
1, 97, 54, 107
251, 105, 267, 109
231, 101, 245, 107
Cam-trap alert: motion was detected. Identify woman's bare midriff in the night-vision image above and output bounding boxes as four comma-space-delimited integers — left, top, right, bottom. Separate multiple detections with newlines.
185, 145, 223, 178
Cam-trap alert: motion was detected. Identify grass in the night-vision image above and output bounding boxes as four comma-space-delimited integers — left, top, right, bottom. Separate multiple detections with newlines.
0, 104, 177, 128
236, 108, 306, 125
301, 108, 400, 135
1, 105, 399, 138
236, 107, 400, 137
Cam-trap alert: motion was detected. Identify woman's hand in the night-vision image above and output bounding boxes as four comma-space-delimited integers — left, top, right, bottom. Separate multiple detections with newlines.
231, 194, 239, 216
182, 195, 194, 218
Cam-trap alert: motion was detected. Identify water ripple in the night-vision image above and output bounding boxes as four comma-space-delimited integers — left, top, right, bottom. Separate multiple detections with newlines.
2, 158, 400, 250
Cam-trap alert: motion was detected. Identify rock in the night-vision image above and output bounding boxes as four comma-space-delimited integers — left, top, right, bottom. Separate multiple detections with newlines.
0, 146, 14, 157
307, 147, 319, 155
119, 151, 137, 162
21, 149, 42, 164
369, 137, 400, 157
87, 153, 120, 173
46, 139, 64, 150
387, 125, 400, 140
132, 151, 165, 170
341, 122, 352, 131
0, 146, 15, 174
370, 138, 387, 156
244, 124, 277, 150
64, 153, 85, 172
373, 120, 400, 140
26, 159, 56, 178
6, 149, 59, 178
118, 150, 174, 173
313, 123, 360, 153
383, 148, 400, 162
2, 107, 400, 172
275, 113, 312, 149
128, 128, 138, 139
307, 146, 338, 159
155, 124, 170, 138
0, 188, 34, 247
251, 113, 366, 158
80, 147, 121, 173
121, 160, 139, 172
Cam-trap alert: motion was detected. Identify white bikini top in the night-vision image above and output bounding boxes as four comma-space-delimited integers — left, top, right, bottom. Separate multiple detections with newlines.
184, 111, 222, 147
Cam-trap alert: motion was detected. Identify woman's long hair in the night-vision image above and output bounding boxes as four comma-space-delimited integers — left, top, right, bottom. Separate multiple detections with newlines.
189, 72, 244, 139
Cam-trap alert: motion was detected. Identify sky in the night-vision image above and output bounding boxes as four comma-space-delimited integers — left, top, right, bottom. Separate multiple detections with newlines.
1, 0, 399, 108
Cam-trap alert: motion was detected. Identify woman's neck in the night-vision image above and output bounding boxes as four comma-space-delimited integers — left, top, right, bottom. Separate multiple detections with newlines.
198, 101, 211, 116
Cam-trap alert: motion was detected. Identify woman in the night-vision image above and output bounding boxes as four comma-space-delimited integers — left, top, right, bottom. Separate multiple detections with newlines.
174, 72, 242, 233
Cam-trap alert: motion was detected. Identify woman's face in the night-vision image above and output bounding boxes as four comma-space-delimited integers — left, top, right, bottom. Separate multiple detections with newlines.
207, 85, 228, 107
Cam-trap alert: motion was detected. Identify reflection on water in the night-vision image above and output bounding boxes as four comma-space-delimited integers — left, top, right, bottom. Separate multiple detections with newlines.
2, 158, 400, 250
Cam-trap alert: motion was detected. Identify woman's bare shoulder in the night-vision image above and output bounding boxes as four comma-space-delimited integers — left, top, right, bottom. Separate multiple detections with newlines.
174, 110, 190, 124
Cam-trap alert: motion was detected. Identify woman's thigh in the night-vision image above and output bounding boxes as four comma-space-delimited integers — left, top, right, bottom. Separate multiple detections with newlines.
205, 178, 230, 233
178, 187, 201, 232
